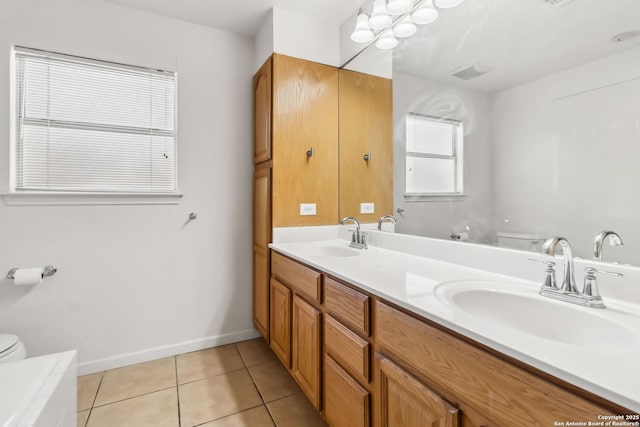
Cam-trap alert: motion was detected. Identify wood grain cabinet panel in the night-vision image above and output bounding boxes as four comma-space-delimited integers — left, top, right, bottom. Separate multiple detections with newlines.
324, 314, 370, 384
325, 355, 370, 427
253, 165, 271, 340
324, 277, 370, 336
253, 249, 270, 339
292, 295, 321, 410
377, 354, 459, 427
375, 301, 618, 426
272, 252, 321, 304
272, 54, 339, 227
253, 57, 272, 164
269, 278, 291, 368
338, 69, 392, 222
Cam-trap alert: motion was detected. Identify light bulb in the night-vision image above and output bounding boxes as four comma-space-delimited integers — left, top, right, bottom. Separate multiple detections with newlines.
412, 0, 439, 25
351, 12, 374, 43
434, 0, 465, 8
393, 16, 417, 38
376, 30, 399, 50
386, 0, 412, 15
369, 0, 392, 30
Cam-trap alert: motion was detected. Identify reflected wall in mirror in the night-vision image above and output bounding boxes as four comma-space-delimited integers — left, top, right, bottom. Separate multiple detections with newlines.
344, 0, 640, 265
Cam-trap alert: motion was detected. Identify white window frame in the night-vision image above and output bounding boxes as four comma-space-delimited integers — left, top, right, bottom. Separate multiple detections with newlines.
404, 113, 464, 201
4, 46, 182, 206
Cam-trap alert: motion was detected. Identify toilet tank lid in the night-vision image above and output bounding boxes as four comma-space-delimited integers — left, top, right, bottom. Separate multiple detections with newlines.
0, 334, 18, 352
496, 232, 543, 240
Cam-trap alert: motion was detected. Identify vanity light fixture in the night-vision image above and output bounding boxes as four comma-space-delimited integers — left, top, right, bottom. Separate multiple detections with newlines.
376, 30, 399, 49
351, 10, 375, 43
393, 16, 418, 38
411, 0, 439, 25
351, 0, 465, 50
369, 0, 393, 30
386, 0, 413, 15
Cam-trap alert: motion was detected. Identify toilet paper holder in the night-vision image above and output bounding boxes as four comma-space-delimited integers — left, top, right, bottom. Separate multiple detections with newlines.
6, 265, 57, 280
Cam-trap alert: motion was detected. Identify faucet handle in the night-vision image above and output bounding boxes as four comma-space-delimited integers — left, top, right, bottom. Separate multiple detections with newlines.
584, 267, 623, 278
583, 267, 623, 298
528, 258, 557, 289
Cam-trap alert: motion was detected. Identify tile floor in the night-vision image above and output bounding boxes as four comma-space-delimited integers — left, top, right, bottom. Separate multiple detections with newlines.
77, 338, 328, 427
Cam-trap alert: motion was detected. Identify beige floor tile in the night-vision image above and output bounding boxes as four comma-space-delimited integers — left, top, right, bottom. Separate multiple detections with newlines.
77, 372, 103, 411
77, 410, 90, 427
200, 405, 275, 427
236, 338, 278, 367
176, 344, 245, 384
179, 368, 262, 427
248, 361, 300, 402
94, 357, 176, 406
87, 388, 178, 427
267, 394, 327, 427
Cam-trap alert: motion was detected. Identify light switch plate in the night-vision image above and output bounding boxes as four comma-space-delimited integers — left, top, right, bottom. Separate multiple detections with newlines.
360, 203, 375, 214
300, 203, 317, 216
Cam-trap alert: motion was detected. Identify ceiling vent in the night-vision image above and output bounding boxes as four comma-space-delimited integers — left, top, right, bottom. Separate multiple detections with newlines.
541, 0, 575, 7
451, 64, 493, 80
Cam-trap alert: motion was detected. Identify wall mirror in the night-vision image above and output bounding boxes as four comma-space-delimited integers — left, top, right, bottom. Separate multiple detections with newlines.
343, 0, 640, 265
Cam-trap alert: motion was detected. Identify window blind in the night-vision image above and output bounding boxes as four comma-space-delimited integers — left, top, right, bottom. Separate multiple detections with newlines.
13, 47, 177, 193
405, 114, 463, 195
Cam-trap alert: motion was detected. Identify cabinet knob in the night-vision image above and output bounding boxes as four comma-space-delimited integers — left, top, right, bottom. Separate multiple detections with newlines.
363, 151, 371, 162
306, 147, 314, 157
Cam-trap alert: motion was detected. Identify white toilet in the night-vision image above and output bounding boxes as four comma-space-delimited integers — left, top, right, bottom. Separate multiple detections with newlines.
0, 334, 27, 362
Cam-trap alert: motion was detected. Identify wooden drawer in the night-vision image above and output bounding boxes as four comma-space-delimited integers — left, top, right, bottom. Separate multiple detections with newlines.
375, 301, 622, 426
325, 355, 370, 427
324, 277, 370, 336
325, 315, 370, 384
272, 252, 321, 304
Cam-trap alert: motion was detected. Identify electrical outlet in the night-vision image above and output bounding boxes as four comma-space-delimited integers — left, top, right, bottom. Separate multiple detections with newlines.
300, 203, 316, 216
360, 203, 375, 214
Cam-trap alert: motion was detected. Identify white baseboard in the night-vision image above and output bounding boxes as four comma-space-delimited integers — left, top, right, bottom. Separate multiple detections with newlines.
77, 328, 261, 376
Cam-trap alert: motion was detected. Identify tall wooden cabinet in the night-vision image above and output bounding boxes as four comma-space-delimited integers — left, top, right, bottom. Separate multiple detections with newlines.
253, 164, 271, 339
252, 54, 339, 341
338, 69, 393, 222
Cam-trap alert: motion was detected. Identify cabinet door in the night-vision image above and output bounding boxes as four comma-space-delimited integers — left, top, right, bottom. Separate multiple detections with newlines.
253, 249, 270, 339
292, 295, 321, 409
253, 165, 271, 339
270, 278, 291, 367
272, 54, 339, 227
325, 355, 370, 427
254, 57, 272, 164
377, 355, 459, 427
339, 69, 393, 222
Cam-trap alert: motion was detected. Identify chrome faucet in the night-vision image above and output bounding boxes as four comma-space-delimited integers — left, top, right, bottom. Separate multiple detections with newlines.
377, 215, 397, 231
593, 230, 624, 261
542, 237, 578, 293
533, 236, 623, 309
339, 216, 367, 249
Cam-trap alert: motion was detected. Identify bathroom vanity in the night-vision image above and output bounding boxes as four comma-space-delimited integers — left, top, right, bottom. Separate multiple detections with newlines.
265, 237, 638, 427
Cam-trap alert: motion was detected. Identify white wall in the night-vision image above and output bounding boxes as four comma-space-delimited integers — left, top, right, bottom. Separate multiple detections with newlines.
253, 9, 274, 73
254, 7, 340, 72
393, 73, 494, 242
0, 0, 256, 373
491, 46, 640, 263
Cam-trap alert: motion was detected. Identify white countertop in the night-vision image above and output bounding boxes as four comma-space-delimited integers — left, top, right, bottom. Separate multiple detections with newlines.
270, 238, 640, 413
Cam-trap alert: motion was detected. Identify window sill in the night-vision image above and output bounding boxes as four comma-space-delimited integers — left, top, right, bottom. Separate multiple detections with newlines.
2, 191, 183, 206
404, 193, 467, 202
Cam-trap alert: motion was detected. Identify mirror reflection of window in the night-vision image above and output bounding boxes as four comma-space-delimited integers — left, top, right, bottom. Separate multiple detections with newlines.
405, 114, 463, 197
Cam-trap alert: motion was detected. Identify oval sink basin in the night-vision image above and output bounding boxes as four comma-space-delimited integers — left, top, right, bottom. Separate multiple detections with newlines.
311, 246, 362, 258
434, 280, 640, 349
